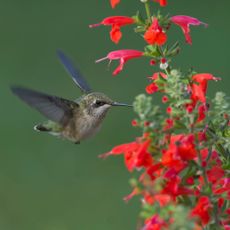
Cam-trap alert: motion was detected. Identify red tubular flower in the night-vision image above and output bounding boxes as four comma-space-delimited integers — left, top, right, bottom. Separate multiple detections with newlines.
123, 188, 139, 202
89, 16, 135, 44
126, 139, 153, 171
191, 196, 212, 225
154, 0, 167, 7
144, 18, 167, 45
163, 118, 174, 130
197, 104, 208, 122
99, 142, 138, 158
144, 215, 168, 230
190, 73, 221, 107
149, 72, 167, 81
146, 83, 158, 94
161, 176, 193, 201
198, 131, 207, 142
101, 139, 152, 172
170, 15, 208, 44
213, 178, 230, 195
153, 194, 171, 207
177, 134, 197, 160
110, 0, 120, 8
167, 134, 197, 160
146, 72, 167, 94
162, 148, 187, 172
143, 192, 155, 205
147, 163, 163, 180
207, 166, 225, 184
96, 49, 143, 75
162, 134, 197, 172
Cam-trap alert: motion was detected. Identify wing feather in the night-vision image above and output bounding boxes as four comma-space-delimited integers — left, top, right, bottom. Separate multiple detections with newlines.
57, 50, 91, 93
11, 86, 78, 125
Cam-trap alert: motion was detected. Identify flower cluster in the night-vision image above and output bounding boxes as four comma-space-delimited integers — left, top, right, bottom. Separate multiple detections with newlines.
91, 1, 230, 229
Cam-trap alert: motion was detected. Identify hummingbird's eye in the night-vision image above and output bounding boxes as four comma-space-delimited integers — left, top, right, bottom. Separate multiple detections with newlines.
94, 100, 105, 107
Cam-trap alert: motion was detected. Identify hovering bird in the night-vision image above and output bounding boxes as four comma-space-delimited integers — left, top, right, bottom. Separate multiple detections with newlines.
11, 51, 132, 144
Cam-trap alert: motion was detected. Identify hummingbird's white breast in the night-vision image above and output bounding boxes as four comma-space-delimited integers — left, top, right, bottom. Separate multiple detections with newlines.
78, 104, 111, 140
62, 104, 111, 142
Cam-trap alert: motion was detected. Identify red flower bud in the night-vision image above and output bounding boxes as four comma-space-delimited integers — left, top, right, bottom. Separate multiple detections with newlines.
144, 121, 150, 127
166, 106, 172, 114
191, 196, 212, 225
164, 118, 174, 130
162, 95, 168, 103
186, 105, 193, 113
131, 119, 138, 126
186, 177, 194, 185
150, 59, 156, 65
161, 58, 167, 64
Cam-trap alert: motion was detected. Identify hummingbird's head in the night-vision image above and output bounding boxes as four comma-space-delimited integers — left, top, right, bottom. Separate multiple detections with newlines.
83, 92, 132, 118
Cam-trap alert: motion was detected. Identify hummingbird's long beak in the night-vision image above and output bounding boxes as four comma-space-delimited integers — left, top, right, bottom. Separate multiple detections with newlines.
112, 102, 133, 107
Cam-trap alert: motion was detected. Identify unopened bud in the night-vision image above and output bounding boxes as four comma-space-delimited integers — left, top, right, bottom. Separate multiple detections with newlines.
160, 62, 168, 70
160, 58, 168, 70
150, 59, 156, 66
166, 106, 172, 114
162, 96, 169, 103
161, 58, 167, 64
131, 119, 138, 127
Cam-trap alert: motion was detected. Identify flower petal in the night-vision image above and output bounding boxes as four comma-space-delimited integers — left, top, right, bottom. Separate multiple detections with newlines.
110, 0, 120, 8
110, 25, 122, 44
171, 15, 207, 44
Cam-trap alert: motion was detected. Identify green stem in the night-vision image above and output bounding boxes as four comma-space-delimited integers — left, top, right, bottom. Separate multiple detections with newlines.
205, 146, 213, 163
196, 142, 221, 229
144, 1, 152, 24
164, 67, 170, 76
197, 148, 209, 186
213, 202, 221, 228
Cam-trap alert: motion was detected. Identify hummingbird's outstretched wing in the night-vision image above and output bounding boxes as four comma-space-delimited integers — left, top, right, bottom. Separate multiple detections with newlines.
11, 86, 78, 125
57, 50, 92, 93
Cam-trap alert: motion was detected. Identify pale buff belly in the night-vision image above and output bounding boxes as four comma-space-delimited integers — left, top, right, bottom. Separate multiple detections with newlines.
61, 116, 102, 142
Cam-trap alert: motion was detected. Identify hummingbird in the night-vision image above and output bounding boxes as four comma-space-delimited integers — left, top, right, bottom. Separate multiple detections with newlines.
11, 50, 132, 144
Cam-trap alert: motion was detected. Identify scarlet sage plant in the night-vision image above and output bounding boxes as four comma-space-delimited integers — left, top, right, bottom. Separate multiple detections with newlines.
91, 1, 230, 229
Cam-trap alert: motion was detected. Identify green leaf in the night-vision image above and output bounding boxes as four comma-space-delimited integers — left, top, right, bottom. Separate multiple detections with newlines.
134, 26, 146, 33
133, 11, 145, 25
144, 45, 162, 57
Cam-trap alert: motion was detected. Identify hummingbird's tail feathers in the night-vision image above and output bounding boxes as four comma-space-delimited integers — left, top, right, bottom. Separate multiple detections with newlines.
57, 50, 92, 93
34, 121, 62, 137
11, 86, 78, 125
34, 124, 52, 132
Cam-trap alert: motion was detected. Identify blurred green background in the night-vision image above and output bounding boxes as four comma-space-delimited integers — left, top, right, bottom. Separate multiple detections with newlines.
0, 0, 229, 229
